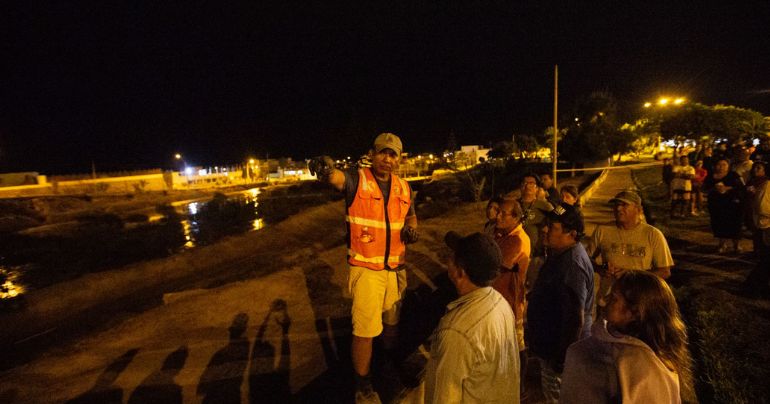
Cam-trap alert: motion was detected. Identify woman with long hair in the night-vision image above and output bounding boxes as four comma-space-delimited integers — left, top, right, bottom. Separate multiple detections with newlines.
560, 270, 694, 403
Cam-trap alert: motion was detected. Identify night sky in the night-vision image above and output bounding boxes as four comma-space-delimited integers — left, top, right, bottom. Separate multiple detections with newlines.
3, 1, 770, 174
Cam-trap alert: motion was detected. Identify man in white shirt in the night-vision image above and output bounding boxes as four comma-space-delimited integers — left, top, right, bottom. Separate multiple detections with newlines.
671, 156, 695, 218
424, 231, 520, 404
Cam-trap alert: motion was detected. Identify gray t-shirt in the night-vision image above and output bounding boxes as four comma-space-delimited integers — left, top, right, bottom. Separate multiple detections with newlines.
520, 198, 554, 256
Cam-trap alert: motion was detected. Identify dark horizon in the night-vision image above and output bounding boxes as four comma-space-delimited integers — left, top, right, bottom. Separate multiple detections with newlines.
3, 2, 770, 175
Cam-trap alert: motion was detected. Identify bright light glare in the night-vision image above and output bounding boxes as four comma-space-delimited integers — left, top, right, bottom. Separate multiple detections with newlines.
643, 102, 652, 108
181, 220, 195, 248
174, 153, 182, 160
249, 158, 255, 164
198, 169, 207, 176
658, 98, 670, 106
188, 202, 199, 215
674, 98, 685, 105
184, 167, 194, 176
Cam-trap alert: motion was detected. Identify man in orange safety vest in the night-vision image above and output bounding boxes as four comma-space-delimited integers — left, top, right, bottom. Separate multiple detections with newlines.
309, 132, 418, 403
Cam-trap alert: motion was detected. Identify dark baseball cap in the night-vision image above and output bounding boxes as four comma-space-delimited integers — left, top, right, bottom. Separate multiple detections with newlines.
541, 204, 585, 238
445, 231, 502, 286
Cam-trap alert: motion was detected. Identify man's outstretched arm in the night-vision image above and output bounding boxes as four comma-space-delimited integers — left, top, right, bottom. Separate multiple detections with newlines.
308, 156, 345, 191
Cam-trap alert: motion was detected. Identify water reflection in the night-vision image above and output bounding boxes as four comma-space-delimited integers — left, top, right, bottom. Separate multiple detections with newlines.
0, 183, 339, 293
188, 202, 200, 216
181, 220, 196, 249
0, 266, 25, 300
245, 188, 262, 231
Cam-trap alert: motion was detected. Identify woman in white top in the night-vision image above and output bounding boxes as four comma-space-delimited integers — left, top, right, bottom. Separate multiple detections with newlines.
560, 270, 694, 403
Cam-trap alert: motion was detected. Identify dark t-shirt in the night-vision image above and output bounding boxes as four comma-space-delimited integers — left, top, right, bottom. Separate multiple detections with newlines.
527, 242, 594, 364
544, 186, 560, 206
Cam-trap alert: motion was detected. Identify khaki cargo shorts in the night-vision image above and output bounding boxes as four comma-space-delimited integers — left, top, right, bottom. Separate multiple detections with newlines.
348, 265, 407, 338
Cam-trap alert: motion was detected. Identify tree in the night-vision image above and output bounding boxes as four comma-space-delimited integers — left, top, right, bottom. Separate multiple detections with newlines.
445, 131, 458, 154
487, 140, 516, 159
512, 134, 540, 159
610, 124, 651, 161
559, 92, 620, 164
658, 103, 766, 145
710, 105, 766, 144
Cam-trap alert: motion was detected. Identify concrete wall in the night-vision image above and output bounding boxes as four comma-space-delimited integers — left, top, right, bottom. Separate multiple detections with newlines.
0, 167, 311, 199
0, 172, 42, 187
0, 173, 170, 198
54, 173, 170, 194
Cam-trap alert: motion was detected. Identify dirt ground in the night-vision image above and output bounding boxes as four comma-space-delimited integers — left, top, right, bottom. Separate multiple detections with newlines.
0, 172, 600, 403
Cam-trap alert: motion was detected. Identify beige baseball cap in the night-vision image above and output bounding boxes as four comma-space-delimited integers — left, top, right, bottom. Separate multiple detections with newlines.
609, 190, 642, 206
373, 132, 403, 155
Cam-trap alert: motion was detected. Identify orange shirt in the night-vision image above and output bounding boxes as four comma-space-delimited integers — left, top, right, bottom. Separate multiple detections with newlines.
492, 224, 531, 320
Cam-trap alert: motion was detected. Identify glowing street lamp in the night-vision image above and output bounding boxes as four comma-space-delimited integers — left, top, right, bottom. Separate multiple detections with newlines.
174, 153, 182, 160
643, 97, 687, 109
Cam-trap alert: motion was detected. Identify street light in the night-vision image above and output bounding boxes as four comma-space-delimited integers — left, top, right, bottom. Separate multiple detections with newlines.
643, 96, 689, 153
643, 97, 687, 109
175, 153, 182, 160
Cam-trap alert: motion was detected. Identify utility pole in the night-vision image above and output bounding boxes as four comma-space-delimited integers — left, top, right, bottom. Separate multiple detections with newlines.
552, 65, 558, 188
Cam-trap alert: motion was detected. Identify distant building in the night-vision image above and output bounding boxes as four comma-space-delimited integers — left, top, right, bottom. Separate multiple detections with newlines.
455, 145, 491, 168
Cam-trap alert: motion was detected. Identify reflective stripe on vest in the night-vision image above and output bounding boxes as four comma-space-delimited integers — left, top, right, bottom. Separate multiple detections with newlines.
346, 168, 411, 270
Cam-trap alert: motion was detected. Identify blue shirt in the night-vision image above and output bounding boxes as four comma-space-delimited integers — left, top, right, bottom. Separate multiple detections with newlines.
527, 242, 595, 364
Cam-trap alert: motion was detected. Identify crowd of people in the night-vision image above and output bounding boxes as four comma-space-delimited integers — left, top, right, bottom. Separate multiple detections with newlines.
663, 143, 770, 296
309, 133, 768, 403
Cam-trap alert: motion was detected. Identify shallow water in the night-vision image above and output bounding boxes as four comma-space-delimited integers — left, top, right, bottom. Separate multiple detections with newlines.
0, 185, 341, 298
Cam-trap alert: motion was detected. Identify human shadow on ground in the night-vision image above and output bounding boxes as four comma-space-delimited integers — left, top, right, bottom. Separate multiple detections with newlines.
197, 313, 250, 404
66, 348, 139, 404
248, 298, 292, 404
294, 261, 353, 403
127, 346, 188, 404
295, 248, 456, 403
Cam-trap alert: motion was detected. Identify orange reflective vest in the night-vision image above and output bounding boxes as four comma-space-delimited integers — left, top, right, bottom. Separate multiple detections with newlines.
347, 168, 412, 270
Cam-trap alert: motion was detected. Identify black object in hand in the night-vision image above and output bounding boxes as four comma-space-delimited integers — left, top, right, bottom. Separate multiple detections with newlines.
308, 156, 334, 181
401, 226, 419, 244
